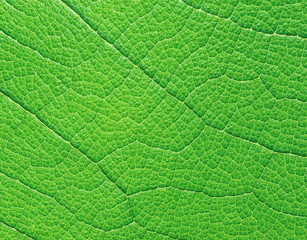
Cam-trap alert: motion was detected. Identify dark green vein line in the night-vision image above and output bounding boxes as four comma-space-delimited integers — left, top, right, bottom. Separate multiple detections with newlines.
252, 192, 306, 218
128, 186, 252, 198
179, 0, 306, 40
134, 222, 182, 240
0, 171, 134, 232
3, 0, 26, 15
0, 90, 133, 200
0, 220, 35, 240
129, 185, 306, 218
57, 0, 305, 158
0, 89, 138, 228
0, 30, 71, 68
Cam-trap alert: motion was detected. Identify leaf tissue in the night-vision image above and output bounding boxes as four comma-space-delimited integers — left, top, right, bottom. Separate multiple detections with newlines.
0, 0, 306, 239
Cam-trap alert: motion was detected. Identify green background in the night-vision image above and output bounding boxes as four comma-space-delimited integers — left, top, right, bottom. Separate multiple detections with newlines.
0, 0, 306, 239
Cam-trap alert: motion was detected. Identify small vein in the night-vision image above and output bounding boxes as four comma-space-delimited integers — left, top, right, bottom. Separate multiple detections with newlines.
128, 186, 253, 198
134, 222, 181, 240
179, 0, 306, 40
0, 30, 71, 68
0, 91, 133, 193
252, 192, 306, 218
128, 185, 306, 218
97, 141, 136, 164
3, 0, 26, 15
0, 90, 136, 227
0, 220, 35, 240
57, 0, 305, 158
0, 171, 133, 232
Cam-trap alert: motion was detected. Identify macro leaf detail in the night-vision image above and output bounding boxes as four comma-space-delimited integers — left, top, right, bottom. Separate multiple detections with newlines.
0, 0, 306, 239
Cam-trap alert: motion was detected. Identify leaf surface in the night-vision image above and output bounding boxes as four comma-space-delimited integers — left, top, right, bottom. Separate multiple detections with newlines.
0, 0, 306, 239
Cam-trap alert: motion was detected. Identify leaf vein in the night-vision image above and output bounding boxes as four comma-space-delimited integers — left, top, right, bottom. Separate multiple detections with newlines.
0, 221, 35, 240
0, 171, 134, 233
179, 0, 306, 40
57, 0, 306, 158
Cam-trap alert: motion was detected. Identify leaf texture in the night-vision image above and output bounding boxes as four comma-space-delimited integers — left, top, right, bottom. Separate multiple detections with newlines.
0, 0, 306, 239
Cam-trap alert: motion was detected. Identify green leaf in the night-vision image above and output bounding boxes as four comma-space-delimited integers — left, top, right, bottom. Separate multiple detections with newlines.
0, 0, 306, 239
